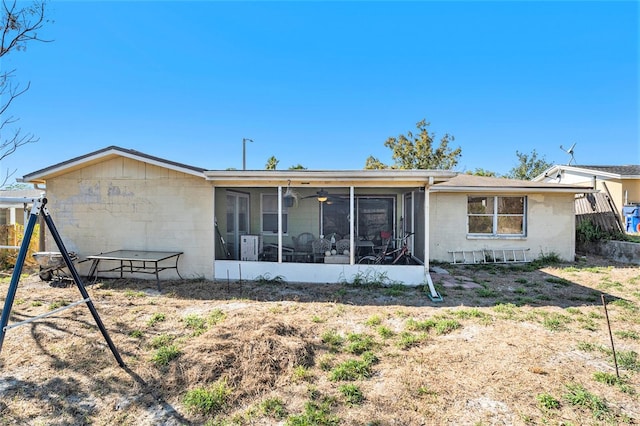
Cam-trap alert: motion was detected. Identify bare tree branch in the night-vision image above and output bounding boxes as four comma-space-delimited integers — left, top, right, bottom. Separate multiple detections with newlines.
1, 0, 49, 57
0, 0, 50, 187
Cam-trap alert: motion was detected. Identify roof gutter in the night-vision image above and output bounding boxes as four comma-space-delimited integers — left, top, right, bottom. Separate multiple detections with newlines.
429, 185, 594, 194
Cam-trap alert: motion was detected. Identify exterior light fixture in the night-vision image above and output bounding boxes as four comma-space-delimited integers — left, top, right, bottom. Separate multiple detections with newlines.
316, 190, 328, 203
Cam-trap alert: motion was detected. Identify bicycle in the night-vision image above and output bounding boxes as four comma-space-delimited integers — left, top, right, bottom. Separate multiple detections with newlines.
357, 232, 418, 265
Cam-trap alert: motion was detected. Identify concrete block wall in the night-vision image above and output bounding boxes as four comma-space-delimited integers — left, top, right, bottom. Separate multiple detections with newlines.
429, 192, 576, 262
45, 157, 215, 279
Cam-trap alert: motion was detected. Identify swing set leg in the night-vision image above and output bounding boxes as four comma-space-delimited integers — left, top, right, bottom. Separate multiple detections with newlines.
0, 198, 125, 367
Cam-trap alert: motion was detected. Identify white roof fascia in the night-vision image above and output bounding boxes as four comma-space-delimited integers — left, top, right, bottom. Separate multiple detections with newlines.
0, 196, 42, 207
204, 170, 457, 187
533, 165, 560, 181
23, 148, 205, 182
557, 166, 623, 179
532, 165, 640, 182
536, 165, 639, 181
429, 185, 594, 194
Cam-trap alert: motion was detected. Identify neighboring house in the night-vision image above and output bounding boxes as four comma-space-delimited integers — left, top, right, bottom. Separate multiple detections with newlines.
21, 146, 588, 285
0, 189, 44, 249
0, 189, 44, 226
534, 165, 640, 227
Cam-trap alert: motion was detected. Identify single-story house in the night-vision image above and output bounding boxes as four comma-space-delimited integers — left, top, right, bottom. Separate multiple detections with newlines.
0, 189, 44, 250
534, 165, 640, 225
0, 189, 44, 226
21, 146, 588, 287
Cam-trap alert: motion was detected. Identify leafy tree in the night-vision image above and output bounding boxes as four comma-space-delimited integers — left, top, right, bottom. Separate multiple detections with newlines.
0, 0, 50, 187
466, 168, 498, 177
288, 164, 307, 170
265, 156, 279, 170
365, 119, 461, 170
506, 149, 552, 180
364, 156, 386, 170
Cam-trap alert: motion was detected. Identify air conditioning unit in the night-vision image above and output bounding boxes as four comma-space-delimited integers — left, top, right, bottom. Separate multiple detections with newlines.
240, 235, 260, 261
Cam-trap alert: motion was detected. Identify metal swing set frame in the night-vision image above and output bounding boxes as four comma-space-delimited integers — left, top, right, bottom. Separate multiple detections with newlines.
0, 197, 124, 367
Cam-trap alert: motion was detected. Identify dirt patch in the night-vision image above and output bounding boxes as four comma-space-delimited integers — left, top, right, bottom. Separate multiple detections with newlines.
0, 255, 639, 425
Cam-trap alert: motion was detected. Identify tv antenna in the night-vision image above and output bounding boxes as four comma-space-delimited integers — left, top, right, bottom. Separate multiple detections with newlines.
560, 142, 576, 165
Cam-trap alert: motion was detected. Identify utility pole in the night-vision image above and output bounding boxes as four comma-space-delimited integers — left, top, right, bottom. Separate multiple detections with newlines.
242, 138, 253, 170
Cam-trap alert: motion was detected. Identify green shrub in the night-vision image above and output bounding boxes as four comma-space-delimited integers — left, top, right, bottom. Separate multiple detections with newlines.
434, 319, 461, 335
563, 384, 609, 420
406, 318, 436, 332
151, 344, 181, 366
594, 372, 636, 395
345, 333, 375, 355
321, 329, 343, 352
541, 312, 572, 331
365, 315, 382, 326
329, 352, 378, 381
614, 330, 639, 340
48, 299, 70, 310
147, 312, 166, 327
396, 331, 425, 349
339, 384, 364, 405
183, 314, 207, 336
285, 400, 339, 426
183, 380, 232, 415
476, 287, 498, 298
292, 365, 314, 382
129, 329, 143, 338
593, 371, 619, 386
260, 397, 288, 419
536, 393, 560, 410
150, 334, 174, 349
377, 325, 394, 339
208, 308, 226, 325
616, 350, 639, 371
452, 308, 489, 320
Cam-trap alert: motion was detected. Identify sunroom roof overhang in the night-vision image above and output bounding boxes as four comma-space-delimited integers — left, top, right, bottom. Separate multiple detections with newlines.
429, 185, 594, 194
203, 170, 457, 188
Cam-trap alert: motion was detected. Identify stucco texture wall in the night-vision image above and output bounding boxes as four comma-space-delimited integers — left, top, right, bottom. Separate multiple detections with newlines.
429, 192, 576, 262
44, 157, 214, 279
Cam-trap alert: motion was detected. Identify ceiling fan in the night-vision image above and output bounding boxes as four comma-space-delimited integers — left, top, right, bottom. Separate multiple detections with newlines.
302, 189, 346, 203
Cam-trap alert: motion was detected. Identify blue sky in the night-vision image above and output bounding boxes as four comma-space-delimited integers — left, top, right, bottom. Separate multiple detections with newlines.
2, 0, 638, 182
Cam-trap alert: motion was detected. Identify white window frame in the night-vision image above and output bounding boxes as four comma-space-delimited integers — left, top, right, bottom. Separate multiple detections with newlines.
467, 195, 527, 238
261, 193, 288, 235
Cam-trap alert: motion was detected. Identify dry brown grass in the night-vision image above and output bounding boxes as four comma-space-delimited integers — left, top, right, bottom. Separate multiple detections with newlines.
0, 255, 639, 425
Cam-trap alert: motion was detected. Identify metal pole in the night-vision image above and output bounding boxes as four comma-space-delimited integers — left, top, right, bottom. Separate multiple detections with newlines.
242, 138, 253, 170
601, 294, 619, 378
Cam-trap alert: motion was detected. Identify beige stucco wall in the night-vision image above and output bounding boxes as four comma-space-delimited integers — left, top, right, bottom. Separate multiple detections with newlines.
44, 157, 214, 279
429, 192, 576, 262
622, 180, 640, 206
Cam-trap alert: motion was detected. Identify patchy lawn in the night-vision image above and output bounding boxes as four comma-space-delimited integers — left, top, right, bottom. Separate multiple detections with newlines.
0, 254, 638, 425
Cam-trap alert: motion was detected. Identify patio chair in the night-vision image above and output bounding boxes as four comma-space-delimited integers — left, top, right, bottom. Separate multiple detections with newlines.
336, 239, 351, 256
292, 232, 315, 262
311, 238, 331, 262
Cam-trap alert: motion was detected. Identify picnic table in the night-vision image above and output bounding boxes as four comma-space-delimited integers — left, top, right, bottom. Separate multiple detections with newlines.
86, 250, 183, 290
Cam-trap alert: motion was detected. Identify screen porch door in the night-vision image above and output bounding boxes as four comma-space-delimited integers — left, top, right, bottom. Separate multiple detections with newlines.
226, 191, 250, 260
